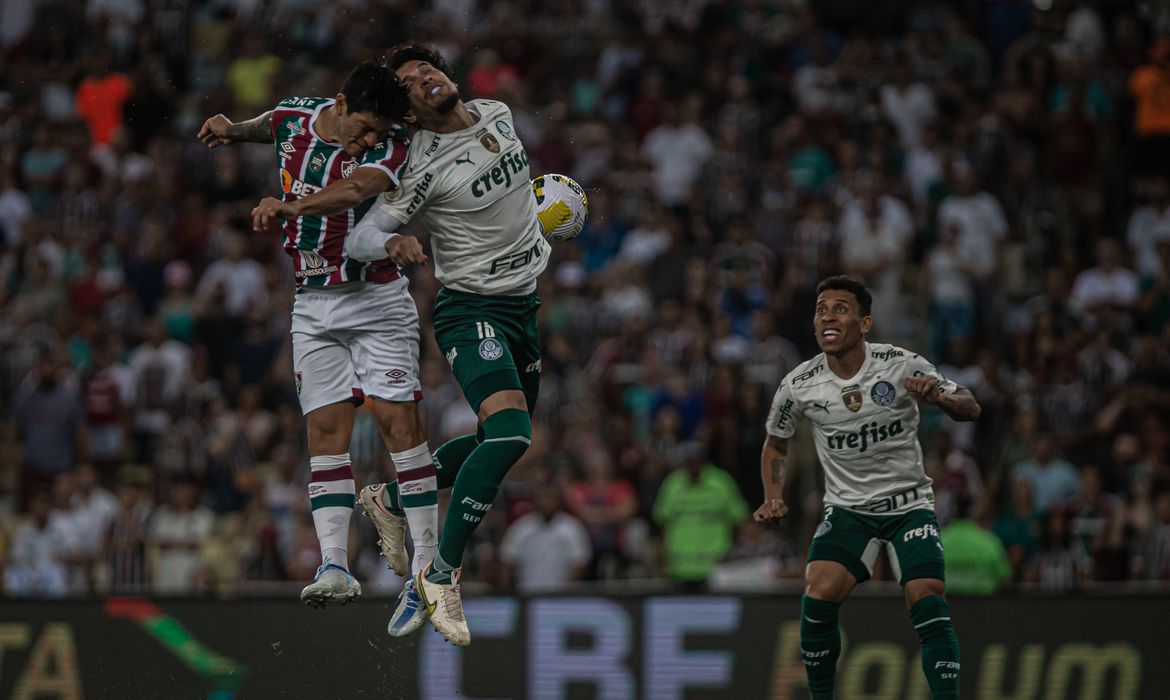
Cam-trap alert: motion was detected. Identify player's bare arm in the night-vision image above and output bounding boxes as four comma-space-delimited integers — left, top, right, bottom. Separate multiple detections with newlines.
251, 168, 393, 231
905, 377, 982, 422
197, 111, 275, 148
754, 434, 790, 522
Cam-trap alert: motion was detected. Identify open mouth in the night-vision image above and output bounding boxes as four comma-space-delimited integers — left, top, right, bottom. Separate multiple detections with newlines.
822, 329, 841, 341
429, 85, 441, 96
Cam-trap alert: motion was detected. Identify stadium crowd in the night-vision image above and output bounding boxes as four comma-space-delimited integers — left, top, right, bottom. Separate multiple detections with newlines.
2, 0, 1170, 598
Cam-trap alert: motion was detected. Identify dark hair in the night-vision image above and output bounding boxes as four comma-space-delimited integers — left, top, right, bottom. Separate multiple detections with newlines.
386, 43, 453, 77
816, 275, 873, 316
340, 62, 409, 121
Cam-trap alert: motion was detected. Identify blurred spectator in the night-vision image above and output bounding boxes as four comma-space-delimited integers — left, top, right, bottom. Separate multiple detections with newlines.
641, 99, 713, 210
1129, 39, 1170, 175
8, 352, 87, 506
106, 466, 152, 593
147, 476, 213, 594
1127, 176, 1170, 279
4, 491, 70, 597
709, 519, 800, 590
993, 478, 1042, 581
1010, 432, 1080, 514
226, 35, 281, 117
1130, 483, 1170, 581
128, 317, 191, 462
1069, 238, 1139, 320
565, 448, 638, 579
1026, 508, 1093, 591
194, 231, 266, 318
74, 52, 133, 148
500, 481, 592, 593
652, 442, 748, 588
941, 496, 1012, 595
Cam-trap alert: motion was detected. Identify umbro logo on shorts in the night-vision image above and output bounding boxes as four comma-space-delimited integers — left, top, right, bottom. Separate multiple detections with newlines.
385, 369, 408, 385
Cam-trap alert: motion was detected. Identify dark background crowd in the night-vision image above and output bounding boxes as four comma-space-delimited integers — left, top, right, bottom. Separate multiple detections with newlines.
2, 0, 1170, 598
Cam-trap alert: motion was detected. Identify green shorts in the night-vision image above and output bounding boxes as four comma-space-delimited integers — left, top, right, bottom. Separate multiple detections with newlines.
807, 506, 945, 585
432, 287, 541, 414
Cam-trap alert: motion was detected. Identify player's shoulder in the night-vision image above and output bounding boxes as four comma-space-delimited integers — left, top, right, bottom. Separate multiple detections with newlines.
783, 353, 829, 393
867, 342, 915, 365
469, 99, 511, 119
275, 96, 331, 112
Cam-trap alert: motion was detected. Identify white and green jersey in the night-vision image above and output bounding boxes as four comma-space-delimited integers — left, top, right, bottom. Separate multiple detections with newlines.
376, 99, 550, 296
766, 342, 957, 514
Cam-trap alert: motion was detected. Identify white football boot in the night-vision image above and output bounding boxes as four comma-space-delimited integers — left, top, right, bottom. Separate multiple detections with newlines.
415, 563, 470, 647
358, 484, 409, 576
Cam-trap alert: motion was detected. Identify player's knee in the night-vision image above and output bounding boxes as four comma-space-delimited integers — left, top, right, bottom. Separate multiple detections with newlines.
904, 578, 946, 606
375, 401, 424, 450
481, 408, 532, 462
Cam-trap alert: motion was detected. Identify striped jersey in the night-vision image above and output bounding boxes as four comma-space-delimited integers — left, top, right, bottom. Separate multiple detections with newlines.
268, 96, 410, 289
766, 342, 958, 514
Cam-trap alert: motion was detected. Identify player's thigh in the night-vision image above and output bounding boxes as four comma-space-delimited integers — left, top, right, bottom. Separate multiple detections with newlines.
509, 298, 542, 413
292, 330, 364, 417
433, 302, 522, 414
345, 282, 423, 405
884, 509, 947, 586
807, 506, 886, 586
804, 560, 857, 602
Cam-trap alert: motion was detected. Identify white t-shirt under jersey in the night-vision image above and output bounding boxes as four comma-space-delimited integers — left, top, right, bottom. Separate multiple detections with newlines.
766, 342, 957, 514
375, 99, 550, 296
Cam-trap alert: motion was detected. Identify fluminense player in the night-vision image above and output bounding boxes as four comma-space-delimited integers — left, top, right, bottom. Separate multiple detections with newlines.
197, 63, 440, 613
348, 44, 553, 646
755, 276, 980, 700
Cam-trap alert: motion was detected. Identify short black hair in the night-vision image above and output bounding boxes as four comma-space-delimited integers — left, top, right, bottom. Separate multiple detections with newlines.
341, 62, 409, 121
816, 275, 873, 316
386, 43, 453, 77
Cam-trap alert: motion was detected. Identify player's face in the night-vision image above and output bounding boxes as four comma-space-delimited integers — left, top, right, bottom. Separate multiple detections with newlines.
813, 289, 871, 355
395, 60, 460, 122
338, 109, 394, 158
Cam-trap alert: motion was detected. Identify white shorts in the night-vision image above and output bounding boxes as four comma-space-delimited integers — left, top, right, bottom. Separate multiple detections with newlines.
291, 278, 422, 415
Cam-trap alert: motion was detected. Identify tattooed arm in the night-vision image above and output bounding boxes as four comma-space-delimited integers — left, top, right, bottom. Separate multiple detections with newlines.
754, 434, 790, 522
197, 111, 275, 148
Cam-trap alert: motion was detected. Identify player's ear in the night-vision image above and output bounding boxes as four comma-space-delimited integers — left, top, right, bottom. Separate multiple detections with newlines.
334, 93, 348, 116
402, 110, 418, 125
860, 315, 873, 334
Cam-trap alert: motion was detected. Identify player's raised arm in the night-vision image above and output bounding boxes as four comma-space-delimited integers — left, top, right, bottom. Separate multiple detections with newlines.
197, 111, 275, 148
251, 168, 394, 231
346, 205, 427, 266
905, 377, 982, 422
754, 435, 790, 522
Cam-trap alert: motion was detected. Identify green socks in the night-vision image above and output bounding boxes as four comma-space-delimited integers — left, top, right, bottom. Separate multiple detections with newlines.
800, 595, 841, 699
427, 409, 531, 584
911, 595, 960, 699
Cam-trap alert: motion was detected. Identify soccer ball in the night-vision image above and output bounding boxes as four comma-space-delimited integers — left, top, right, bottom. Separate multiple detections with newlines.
532, 174, 589, 244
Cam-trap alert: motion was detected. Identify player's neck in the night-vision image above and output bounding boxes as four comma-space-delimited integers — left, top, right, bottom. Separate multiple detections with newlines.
826, 342, 866, 379
425, 101, 478, 134
315, 108, 339, 142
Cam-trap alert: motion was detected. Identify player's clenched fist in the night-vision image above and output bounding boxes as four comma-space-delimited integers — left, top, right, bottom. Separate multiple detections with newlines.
384, 235, 428, 267
198, 114, 233, 148
905, 375, 943, 405
753, 497, 788, 523
252, 197, 293, 231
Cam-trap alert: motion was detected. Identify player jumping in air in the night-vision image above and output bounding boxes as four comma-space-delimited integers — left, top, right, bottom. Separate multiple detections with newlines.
755, 276, 980, 699
347, 44, 551, 646
197, 63, 440, 618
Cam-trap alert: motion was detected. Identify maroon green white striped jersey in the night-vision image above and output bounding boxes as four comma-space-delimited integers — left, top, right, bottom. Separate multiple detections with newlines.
268, 96, 410, 288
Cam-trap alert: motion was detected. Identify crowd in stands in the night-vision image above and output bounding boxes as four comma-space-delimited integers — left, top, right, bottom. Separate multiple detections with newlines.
2, 0, 1170, 598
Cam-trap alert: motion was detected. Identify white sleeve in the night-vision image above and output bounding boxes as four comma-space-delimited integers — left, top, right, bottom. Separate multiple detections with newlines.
766, 378, 803, 439
345, 206, 402, 261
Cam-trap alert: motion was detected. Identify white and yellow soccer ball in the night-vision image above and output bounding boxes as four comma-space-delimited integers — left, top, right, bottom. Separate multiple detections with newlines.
532, 173, 589, 244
